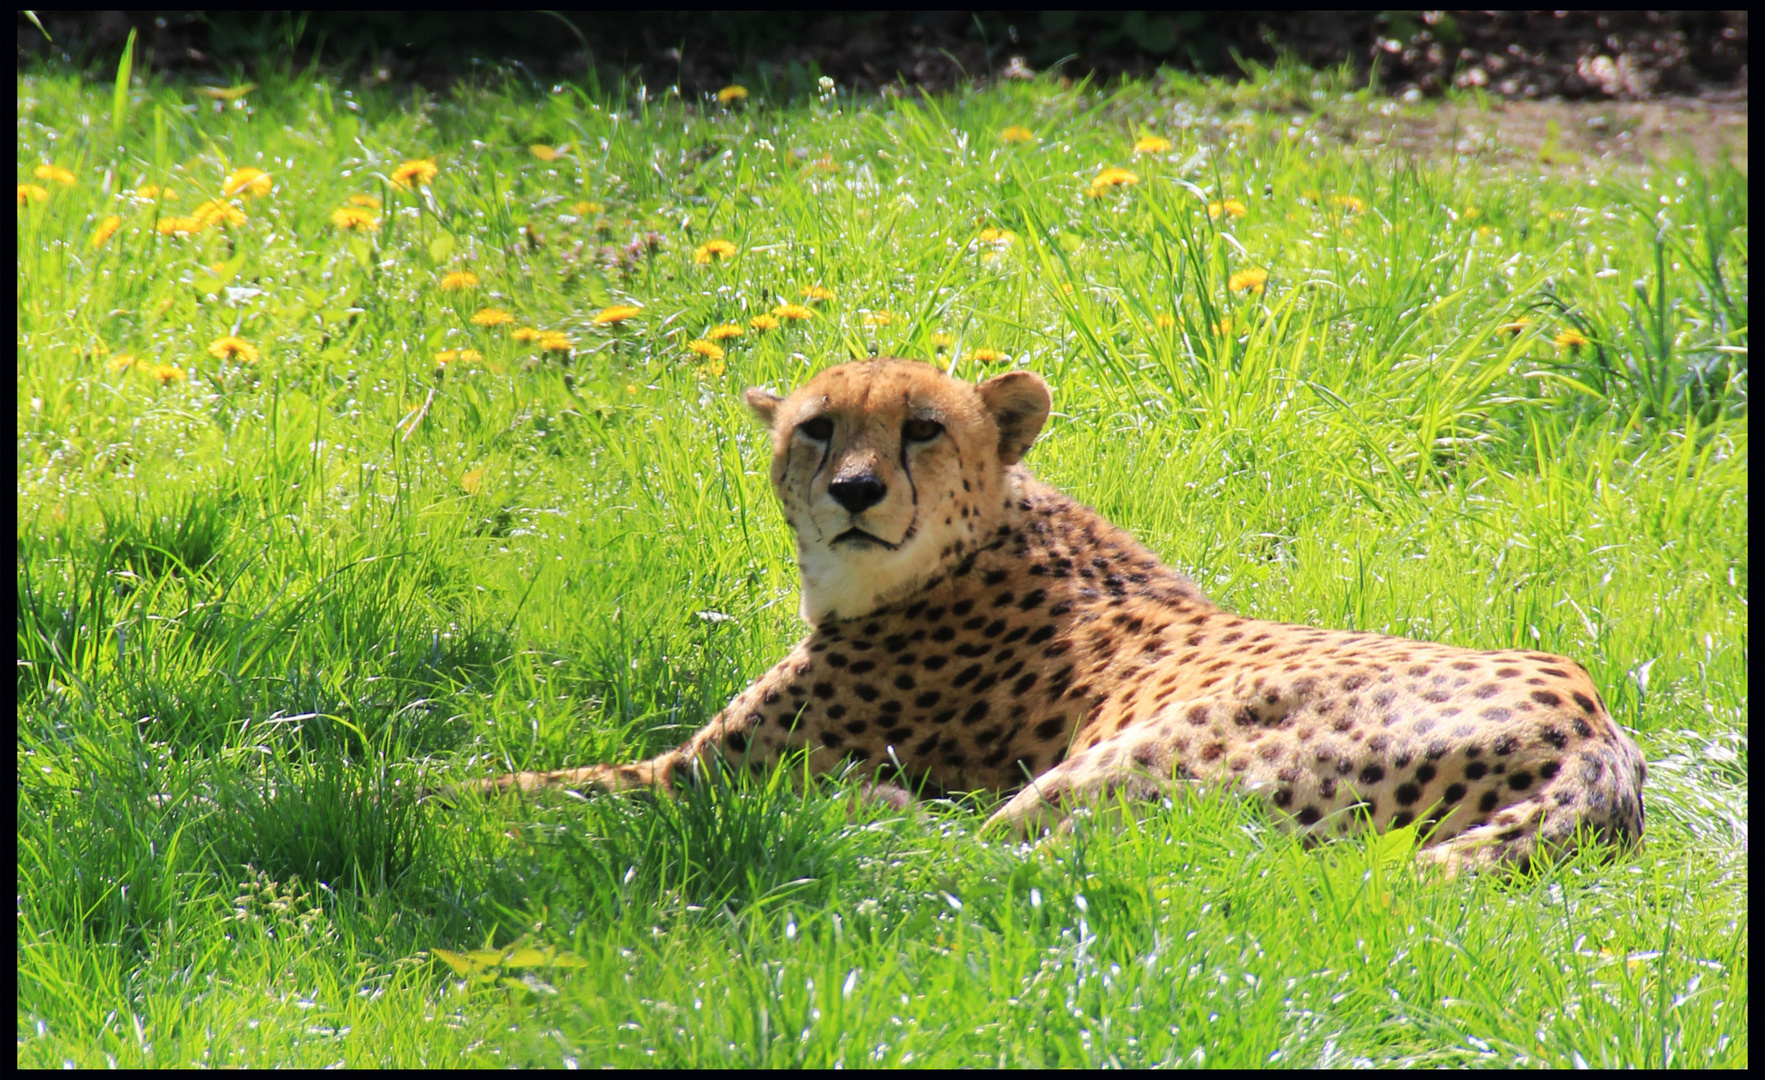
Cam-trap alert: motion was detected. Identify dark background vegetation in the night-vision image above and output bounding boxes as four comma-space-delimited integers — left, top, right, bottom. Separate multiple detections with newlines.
19, 10, 1749, 100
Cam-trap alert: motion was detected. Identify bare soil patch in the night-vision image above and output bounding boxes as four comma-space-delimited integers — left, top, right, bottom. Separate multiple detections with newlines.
1332, 96, 1747, 173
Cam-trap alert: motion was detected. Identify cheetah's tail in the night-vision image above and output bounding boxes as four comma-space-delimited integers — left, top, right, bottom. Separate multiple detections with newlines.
1422, 723, 1647, 875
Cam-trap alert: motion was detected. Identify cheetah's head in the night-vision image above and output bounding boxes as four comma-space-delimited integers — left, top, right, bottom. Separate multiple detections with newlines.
745, 358, 1050, 624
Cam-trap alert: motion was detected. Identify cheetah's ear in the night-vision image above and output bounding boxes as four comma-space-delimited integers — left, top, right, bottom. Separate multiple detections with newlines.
744, 387, 782, 426
977, 371, 1050, 465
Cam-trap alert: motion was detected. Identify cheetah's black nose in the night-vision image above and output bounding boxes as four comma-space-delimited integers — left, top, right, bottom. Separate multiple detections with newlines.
829, 474, 888, 514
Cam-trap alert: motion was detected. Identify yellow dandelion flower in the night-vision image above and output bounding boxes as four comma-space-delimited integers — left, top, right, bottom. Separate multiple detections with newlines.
572, 200, 603, 215
457, 348, 484, 363
156, 215, 206, 236
107, 353, 137, 373
89, 214, 123, 250
773, 303, 813, 321
330, 206, 380, 232
194, 199, 247, 228
1213, 318, 1234, 336
1553, 328, 1589, 351
1461, 206, 1481, 222
1207, 199, 1248, 220
131, 184, 176, 202
1154, 314, 1177, 329
706, 323, 744, 341
1132, 135, 1172, 155
1498, 316, 1532, 335
471, 307, 515, 327
717, 85, 749, 104
748, 314, 781, 331
390, 158, 439, 190
1547, 209, 1569, 222
862, 311, 894, 327
149, 363, 186, 385
439, 271, 480, 292
592, 305, 643, 325
511, 327, 542, 342
207, 336, 260, 363
1476, 225, 1494, 238
967, 348, 1009, 364
33, 164, 76, 186
529, 144, 561, 162
435, 349, 459, 365
931, 332, 954, 351
804, 155, 839, 173
1330, 195, 1366, 212
981, 225, 1023, 255
18, 184, 50, 205
538, 332, 574, 352
1000, 125, 1036, 143
196, 83, 256, 101
223, 166, 273, 198
687, 339, 726, 361
694, 239, 738, 265
1089, 167, 1140, 192
347, 193, 381, 208
1228, 268, 1269, 294
802, 285, 836, 303
696, 357, 727, 379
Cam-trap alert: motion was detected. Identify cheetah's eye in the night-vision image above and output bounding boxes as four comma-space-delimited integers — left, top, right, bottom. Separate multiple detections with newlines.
903, 418, 944, 443
797, 416, 834, 442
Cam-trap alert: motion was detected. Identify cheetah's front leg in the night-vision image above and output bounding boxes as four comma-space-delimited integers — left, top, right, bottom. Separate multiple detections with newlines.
982, 721, 1190, 837
466, 744, 918, 814
469, 754, 681, 797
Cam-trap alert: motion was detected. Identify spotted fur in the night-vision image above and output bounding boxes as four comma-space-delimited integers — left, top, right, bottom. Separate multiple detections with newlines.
481, 359, 1647, 873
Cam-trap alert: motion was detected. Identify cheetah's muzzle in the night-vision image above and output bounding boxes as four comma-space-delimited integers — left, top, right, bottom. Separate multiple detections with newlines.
832, 527, 896, 549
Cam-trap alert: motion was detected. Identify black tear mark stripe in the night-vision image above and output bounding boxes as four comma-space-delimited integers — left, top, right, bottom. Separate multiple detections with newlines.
811, 433, 833, 486
898, 428, 921, 508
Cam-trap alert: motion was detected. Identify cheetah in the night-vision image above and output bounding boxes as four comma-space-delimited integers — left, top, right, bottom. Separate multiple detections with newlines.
480, 358, 1647, 873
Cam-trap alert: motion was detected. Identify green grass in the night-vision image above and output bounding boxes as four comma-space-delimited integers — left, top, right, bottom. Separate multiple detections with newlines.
17, 57, 1747, 1067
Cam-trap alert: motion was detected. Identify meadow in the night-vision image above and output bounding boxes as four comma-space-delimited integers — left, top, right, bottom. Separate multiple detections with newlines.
16, 57, 1747, 1066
